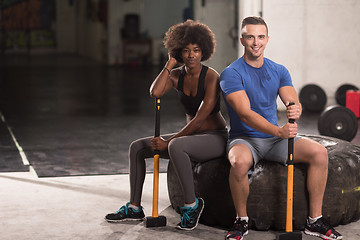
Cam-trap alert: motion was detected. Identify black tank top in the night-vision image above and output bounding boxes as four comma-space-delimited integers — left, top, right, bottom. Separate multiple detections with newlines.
177, 65, 221, 116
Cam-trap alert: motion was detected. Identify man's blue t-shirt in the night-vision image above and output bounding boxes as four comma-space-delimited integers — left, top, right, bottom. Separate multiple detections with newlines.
220, 57, 293, 139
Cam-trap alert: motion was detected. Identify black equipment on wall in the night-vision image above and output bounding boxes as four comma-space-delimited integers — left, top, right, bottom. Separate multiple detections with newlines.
122, 14, 139, 39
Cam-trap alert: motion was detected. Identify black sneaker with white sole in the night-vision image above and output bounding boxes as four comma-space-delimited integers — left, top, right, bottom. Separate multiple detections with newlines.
304, 217, 342, 240
105, 202, 145, 222
225, 218, 249, 240
176, 197, 204, 230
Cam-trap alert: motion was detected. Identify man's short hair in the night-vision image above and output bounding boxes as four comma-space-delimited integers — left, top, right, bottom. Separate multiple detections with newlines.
241, 16, 268, 36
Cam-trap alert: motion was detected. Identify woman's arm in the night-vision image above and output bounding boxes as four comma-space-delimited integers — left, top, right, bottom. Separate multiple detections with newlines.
151, 69, 220, 150
149, 55, 177, 98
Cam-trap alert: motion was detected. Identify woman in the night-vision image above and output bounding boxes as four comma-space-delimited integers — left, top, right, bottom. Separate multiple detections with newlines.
105, 20, 227, 231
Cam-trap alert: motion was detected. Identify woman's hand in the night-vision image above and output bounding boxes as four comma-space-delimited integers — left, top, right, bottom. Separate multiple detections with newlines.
151, 136, 168, 151
167, 52, 178, 67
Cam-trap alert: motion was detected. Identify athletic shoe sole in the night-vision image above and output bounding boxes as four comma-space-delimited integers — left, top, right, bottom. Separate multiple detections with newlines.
225, 230, 248, 240
105, 217, 145, 223
176, 198, 205, 231
304, 229, 343, 240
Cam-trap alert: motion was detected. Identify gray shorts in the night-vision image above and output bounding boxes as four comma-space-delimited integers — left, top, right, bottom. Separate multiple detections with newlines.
227, 135, 300, 169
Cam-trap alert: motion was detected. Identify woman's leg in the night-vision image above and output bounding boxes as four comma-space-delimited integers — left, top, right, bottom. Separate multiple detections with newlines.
168, 132, 227, 203
129, 134, 173, 205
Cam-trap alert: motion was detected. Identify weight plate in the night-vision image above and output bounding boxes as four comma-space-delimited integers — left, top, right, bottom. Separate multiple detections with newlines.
335, 84, 359, 106
318, 105, 358, 141
299, 84, 327, 112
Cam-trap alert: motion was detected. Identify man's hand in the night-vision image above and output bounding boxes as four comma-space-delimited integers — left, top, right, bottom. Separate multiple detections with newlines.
279, 122, 298, 139
278, 102, 299, 139
286, 102, 301, 121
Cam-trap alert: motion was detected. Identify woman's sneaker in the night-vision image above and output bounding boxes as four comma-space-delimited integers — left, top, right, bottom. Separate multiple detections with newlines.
304, 217, 342, 239
176, 197, 204, 230
105, 202, 145, 222
225, 218, 249, 240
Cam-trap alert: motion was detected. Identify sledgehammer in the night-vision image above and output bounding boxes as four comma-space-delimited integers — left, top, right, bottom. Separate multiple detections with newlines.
277, 102, 302, 240
144, 98, 167, 228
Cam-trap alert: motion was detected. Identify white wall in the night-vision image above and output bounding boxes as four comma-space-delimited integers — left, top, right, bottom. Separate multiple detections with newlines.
194, 0, 238, 73
56, 0, 76, 53
107, 0, 237, 69
142, 0, 188, 39
57, 0, 360, 98
239, 0, 360, 109
56, 0, 237, 68
56, 0, 107, 62
76, 0, 107, 63
238, 0, 263, 57
107, 0, 142, 65
107, 0, 188, 66
142, 0, 188, 66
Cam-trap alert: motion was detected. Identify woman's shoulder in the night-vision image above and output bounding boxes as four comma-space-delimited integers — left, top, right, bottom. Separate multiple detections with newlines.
203, 65, 220, 91
204, 65, 220, 79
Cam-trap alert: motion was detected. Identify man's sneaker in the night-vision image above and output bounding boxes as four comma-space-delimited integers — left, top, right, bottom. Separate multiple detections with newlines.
105, 202, 145, 222
304, 217, 343, 240
225, 218, 249, 240
176, 197, 204, 230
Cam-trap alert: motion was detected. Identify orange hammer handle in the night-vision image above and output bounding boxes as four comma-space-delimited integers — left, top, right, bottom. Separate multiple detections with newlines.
286, 164, 294, 232
152, 154, 160, 217
152, 98, 161, 218
286, 102, 295, 232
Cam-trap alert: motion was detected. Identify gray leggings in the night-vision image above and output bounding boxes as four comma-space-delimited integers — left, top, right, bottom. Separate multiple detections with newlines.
129, 129, 228, 204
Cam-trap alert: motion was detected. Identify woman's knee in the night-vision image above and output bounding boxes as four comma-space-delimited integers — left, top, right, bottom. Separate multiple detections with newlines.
129, 138, 151, 162
129, 139, 143, 154
168, 137, 185, 156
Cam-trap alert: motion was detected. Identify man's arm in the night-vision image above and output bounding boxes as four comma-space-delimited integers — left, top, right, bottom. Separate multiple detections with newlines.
225, 90, 297, 139
278, 86, 302, 121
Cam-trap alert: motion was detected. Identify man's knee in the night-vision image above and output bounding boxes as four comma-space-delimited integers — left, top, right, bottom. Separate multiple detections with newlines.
313, 144, 328, 167
228, 152, 253, 177
295, 139, 328, 166
302, 141, 329, 168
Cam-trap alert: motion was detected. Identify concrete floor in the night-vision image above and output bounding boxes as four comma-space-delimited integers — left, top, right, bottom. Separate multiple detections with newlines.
0, 54, 359, 239
1, 171, 360, 240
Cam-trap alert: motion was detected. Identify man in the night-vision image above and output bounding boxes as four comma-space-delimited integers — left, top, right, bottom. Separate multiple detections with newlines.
219, 16, 342, 240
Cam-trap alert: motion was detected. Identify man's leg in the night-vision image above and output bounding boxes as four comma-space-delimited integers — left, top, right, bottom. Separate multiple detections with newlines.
266, 136, 341, 239
226, 144, 253, 239
228, 144, 254, 217
293, 137, 328, 218
293, 138, 342, 239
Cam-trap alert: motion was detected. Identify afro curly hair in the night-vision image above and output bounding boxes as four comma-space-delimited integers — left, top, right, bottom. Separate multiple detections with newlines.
163, 19, 216, 63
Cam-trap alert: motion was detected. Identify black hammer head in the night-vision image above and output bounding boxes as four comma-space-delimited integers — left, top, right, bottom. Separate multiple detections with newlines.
144, 215, 167, 228
276, 231, 302, 240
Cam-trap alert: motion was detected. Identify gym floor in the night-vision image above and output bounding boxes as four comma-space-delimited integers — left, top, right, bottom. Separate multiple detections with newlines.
0, 54, 359, 240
